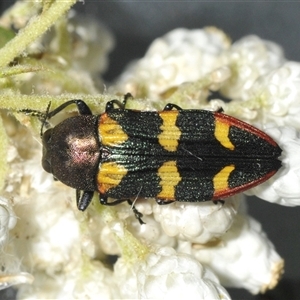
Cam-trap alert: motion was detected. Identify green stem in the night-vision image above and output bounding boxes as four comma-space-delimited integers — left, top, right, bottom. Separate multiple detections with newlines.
0, 0, 77, 68
0, 93, 110, 112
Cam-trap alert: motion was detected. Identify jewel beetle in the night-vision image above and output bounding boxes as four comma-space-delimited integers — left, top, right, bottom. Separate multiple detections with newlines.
41, 94, 282, 223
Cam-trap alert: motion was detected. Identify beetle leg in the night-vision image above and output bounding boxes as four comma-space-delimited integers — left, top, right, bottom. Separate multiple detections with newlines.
77, 190, 94, 211
163, 103, 182, 111
47, 100, 92, 118
156, 199, 175, 205
105, 100, 125, 112
41, 100, 92, 138
99, 195, 127, 206
127, 200, 145, 225
207, 90, 232, 103
123, 93, 134, 107
99, 196, 145, 224
213, 199, 225, 205
215, 107, 224, 113
106, 92, 134, 112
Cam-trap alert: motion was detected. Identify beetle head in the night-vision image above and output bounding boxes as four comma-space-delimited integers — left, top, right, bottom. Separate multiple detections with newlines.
42, 115, 100, 191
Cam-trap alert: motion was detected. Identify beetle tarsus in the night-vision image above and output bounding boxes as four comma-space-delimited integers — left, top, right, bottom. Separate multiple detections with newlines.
215, 107, 224, 113
123, 93, 133, 107
106, 93, 134, 112
99, 195, 126, 206
127, 200, 145, 225
156, 199, 175, 205
163, 103, 182, 111
213, 199, 225, 206
99, 196, 145, 224
105, 100, 125, 111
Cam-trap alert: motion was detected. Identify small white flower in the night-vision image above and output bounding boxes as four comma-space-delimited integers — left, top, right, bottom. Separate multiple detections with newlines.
247, 126, 300, 206
99, 197, 240, 256
114, 246, 231, 300
222, 35, 285, 100
11, 192, 81, 273
153, 196, 240, 243
72, 261, 120, 300
113, 27, 230, 98
138, 247, 231, 300
190, 214, 283, 294
0, 194, 29, 292
99, 201, 176, 255
0, 196, 16, 246
127, 212, 177, 248
250, 62, 300, 129
66, 12, 115, 75
17, 260, 119, 299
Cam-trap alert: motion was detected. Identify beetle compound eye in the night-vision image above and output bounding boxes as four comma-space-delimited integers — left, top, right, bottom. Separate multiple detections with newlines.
41, 129, 53, 173
42, 154, 51, 173
42, 129, 52, 144
42, 147, 52, 173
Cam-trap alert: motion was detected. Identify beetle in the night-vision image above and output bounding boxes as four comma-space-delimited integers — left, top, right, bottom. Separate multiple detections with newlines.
40, 94, 282, 223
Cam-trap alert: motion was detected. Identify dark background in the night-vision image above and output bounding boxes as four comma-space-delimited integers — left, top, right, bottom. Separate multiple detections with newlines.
1, 1, 300, 299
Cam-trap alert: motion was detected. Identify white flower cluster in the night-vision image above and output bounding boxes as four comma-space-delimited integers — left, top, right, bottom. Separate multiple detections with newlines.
115, 27, 300, 208
114, 247, 231, 300
2, 19, 299, 299
112, 27, 231, 101
0, 195, 34, 291
186, 214, 284, 294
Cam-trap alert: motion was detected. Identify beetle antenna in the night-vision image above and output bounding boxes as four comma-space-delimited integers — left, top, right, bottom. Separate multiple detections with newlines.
40, 102, 51, 138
